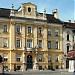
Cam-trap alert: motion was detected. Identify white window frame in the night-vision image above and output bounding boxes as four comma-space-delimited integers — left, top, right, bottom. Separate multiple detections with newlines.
48, 28, 51, 35
55, 55, 59, 62
38, 55, 42, 61
16, 25, 21, 33
48, 41, 51, 49
55, 29, 59, 36
48, 55, 51, 62
38, 40, 42, 48
16, 38, 21, 47
4, 25, 8, 32
56, 41, 59, 49
38, 27, 42, 34
27, 40, 32, 48
3, 38, 8, 47
3, 53, 8, 61
16, 54, 21, 62
27, 26, 32, 33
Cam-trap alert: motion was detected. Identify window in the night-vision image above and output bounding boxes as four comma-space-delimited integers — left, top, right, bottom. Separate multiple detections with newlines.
48, 41, 51, 49
27, 26, 31, 33
16, 66, 21, 70
67, 46, 69, 53
48, 66, 52, 70
16, 25, 20, 33
16, 54, 21, 62
3, 38, 8, 47
28, 7, 31, 12
55, 55, 59, 62
38, 55, 42, 62
55, 29, 59, 36
67, 34, 69, 41
27, 40, 32, 48
38, 27, 42, 34
4, 25, 7, 32
4, 66, 8, 71
48, 29, 51, 35
56, 41, 58, 49
39, 66, 42, 70
38, 40, 42, 48
73, 35, 75, 42
3, 53, 8, 61
48, 55, 51, 62
56, 65, 59, 69
16, 39, 20, 47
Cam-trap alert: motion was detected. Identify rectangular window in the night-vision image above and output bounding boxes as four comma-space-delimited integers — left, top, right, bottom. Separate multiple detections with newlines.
48, 41, 51, 49
67, 46, 69, 53
48, 29, 51, 35
3, 53, 8, 61
55, 29, 59, 36
16, 54, 21, 62
16, 66, 21, 70
67, 34, 69, 41
16, 39, 20, 47
38, 40, 42, 48
56, 41, 58, 49
4, 66, 8, 71
27, 40, 32, 48
56, 65, 59, 69
38, 55, 42, 62
39, 66, 42, 70
4, 25, 7, 32
3, 38, 8, 47
55, 55, 59, 62
73, 35, 75, 42
48, 55, 51, 62
16, 25, 20, 33
38, 27, 42, 34
27, 26, 31, 33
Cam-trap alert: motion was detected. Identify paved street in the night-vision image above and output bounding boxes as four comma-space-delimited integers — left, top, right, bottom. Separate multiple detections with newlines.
2, 70, 74, 75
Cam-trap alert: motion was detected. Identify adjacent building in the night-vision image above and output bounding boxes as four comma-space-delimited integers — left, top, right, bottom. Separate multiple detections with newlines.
0, 2, 64, 71
63, 21, 75, 70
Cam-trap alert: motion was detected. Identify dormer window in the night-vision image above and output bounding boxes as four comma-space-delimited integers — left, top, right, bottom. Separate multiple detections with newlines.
28, 7, 31, 12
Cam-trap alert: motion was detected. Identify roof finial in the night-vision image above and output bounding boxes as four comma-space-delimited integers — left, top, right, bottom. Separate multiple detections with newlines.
11, 4, 14, 9
43, 8, 46, 13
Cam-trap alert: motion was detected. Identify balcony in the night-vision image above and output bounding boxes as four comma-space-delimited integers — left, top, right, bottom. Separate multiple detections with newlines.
38, 34, 43, 38
27, 33, 33, 37
16, 32, 22, 36
26, 48, 34, 52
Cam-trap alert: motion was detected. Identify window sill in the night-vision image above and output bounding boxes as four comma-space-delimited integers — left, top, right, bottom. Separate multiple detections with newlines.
66, 40, 70, 42
3, 31, 9, 34
3, 46, 8, 48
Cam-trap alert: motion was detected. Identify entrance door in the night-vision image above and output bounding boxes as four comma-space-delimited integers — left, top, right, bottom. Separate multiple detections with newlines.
27, 55, 33, 69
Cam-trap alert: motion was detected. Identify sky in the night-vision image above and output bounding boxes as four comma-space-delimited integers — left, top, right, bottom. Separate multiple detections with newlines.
0, 0, 74, 22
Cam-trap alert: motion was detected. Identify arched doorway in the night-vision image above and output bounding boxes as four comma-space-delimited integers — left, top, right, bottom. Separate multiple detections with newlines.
27, 55, 33, 69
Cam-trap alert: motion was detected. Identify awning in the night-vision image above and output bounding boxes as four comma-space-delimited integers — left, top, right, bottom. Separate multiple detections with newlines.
67, 51, 75, 60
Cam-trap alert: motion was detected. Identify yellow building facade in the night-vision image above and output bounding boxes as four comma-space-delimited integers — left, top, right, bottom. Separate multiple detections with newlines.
0, 2, 64, 71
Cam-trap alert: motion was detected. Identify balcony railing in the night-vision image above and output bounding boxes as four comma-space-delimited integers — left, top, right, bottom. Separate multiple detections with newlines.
26, 48, 34, 51
27, 33, 33, 37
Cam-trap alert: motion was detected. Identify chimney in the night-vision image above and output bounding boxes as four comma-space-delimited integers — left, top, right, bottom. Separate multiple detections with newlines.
52, 9, 58, 19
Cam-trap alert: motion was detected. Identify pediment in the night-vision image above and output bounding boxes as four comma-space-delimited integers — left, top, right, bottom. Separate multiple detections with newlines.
23, 2, 37, 7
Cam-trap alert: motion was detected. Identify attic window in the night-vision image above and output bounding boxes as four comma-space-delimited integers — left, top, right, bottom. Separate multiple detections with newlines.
28, 7, 31, 12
